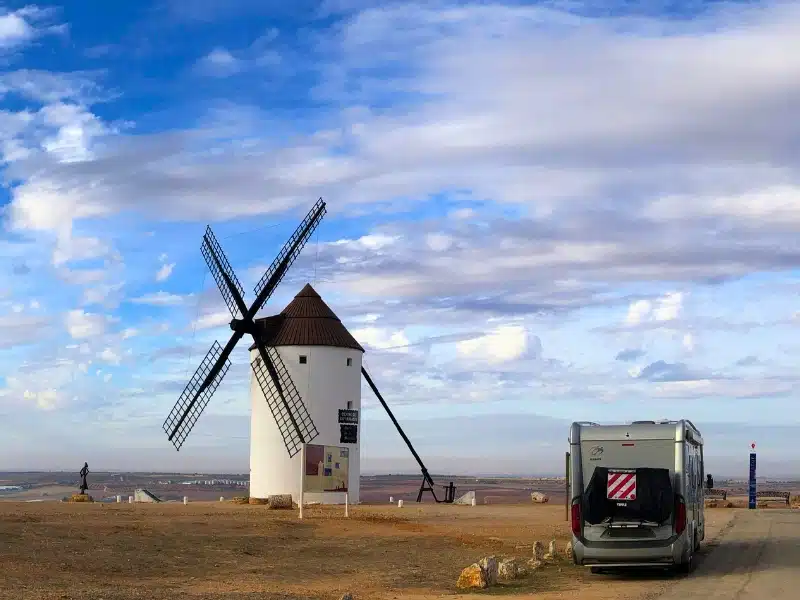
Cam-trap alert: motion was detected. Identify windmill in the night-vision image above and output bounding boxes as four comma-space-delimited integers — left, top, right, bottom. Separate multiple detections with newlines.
163, 198, 326, 458
163, 197, 453, 504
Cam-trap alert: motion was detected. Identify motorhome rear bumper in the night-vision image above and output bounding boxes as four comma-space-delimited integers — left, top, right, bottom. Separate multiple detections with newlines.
571, 534, 690, 567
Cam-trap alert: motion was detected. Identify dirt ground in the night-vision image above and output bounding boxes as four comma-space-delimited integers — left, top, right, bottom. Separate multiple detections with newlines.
0, 502, 738, 600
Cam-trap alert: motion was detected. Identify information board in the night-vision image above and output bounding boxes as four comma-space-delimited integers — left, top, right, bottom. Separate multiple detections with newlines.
748, 452, 757, 509
303, 444, 349, 493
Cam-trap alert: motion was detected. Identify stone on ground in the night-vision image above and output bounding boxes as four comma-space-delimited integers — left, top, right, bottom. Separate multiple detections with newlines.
457, 564, 488, 589
544, 539, 557, 560
564, 541, 573, 559
530, 492, 549, 503
532, 541, 545, 560
498, 558, 520, 580
479, 556, 498, 586
527, 559, 543, 570
266, 494, 293, 509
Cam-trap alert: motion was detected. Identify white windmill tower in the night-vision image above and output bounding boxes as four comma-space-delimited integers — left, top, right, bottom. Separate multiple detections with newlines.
248, 283, 364, 504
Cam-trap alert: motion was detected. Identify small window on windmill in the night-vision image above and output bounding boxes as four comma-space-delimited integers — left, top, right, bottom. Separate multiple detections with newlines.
347, 400, 353, 410
299, 355, 307, 364
346, 357, 353, 366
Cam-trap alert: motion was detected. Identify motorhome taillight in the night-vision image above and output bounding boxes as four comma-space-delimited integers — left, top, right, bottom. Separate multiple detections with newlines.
571, 502, 581, 536
675, 497, 687, 535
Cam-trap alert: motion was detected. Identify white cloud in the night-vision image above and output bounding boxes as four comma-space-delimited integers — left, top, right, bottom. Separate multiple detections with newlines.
653, 292, 684, 322
352, 326, 410, 352
682, 332, 696, 353
425, 233, 454, 252
40, 102, 111, 163
196, 48, 243, 77
192, 310, 231, 331
456, 324, 529, 364
0, 6, 63, 50
65, 309, 108, 339
624, 292, 684, 326
23, 388, 58, 410
98, 347, 121, 365
129, 292, 189, 306
625, 299, 652, 326
82, 281, 125, 307
156, 262, 176, 282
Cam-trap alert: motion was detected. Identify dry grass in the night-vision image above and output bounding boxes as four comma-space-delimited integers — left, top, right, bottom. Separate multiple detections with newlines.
0, 502, 739, 600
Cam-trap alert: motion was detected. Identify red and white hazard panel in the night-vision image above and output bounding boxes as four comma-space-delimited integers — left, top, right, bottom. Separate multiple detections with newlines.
607, 470, 637, 501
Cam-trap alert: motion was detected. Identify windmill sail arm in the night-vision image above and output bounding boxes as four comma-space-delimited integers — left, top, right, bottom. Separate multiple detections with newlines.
254, 340, 302, 437
361, 366, 433, 485
250, 342, 319, 457
164, 333, 242, 446
202, 226, 248, 319
250, 198, 326, 317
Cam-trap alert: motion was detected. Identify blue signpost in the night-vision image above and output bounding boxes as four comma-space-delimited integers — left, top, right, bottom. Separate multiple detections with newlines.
748, 447, 757, 509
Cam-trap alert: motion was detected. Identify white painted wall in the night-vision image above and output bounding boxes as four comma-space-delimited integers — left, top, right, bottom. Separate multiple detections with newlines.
249, 345, 363, 504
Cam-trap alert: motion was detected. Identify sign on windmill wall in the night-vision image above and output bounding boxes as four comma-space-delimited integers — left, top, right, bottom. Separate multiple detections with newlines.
338, 408, 359, 444
303, 444, 349, 493
339, 424, 358, 444
338, 409, 358, 424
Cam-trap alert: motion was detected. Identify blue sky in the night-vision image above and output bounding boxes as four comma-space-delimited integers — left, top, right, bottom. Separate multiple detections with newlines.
0, 0, 798, 477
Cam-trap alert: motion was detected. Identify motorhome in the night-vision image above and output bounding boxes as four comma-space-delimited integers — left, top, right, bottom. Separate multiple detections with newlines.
568, 420, 705, 572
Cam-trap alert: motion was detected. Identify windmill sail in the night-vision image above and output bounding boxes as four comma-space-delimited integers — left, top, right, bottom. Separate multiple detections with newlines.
163, 340, 233, 450
163, 198, 326, 454
251, 198, 326, 314
251, 345, 319, 457
201, 226, 247, 319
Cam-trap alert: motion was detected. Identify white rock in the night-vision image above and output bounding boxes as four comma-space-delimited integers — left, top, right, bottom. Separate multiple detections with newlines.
530, 492, 550, 504
532, 541, 545, 560
564, 541, 574, 559
498, 558, 521, 580
479, 556, 498, 586
527, 559, 543, 570
544, 539, 557, 560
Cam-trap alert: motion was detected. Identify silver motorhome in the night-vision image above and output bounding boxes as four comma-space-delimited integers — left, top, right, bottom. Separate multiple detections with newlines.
568, 420, 705, 572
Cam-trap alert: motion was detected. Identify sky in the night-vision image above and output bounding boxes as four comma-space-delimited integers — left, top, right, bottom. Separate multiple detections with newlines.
0, 0, 798, 478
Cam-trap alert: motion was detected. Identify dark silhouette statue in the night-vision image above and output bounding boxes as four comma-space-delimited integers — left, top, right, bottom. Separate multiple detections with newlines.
706, 473, 714, 490
79, 462, 89, 495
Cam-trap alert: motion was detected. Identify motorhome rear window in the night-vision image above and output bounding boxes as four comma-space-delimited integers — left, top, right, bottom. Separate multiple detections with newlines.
583, 466, 673, 525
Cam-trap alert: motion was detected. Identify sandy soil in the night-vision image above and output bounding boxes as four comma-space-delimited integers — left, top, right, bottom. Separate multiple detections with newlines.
0, 501, 738, 600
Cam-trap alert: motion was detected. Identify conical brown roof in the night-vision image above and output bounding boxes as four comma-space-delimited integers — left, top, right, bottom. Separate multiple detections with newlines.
248, 283, 364, 352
